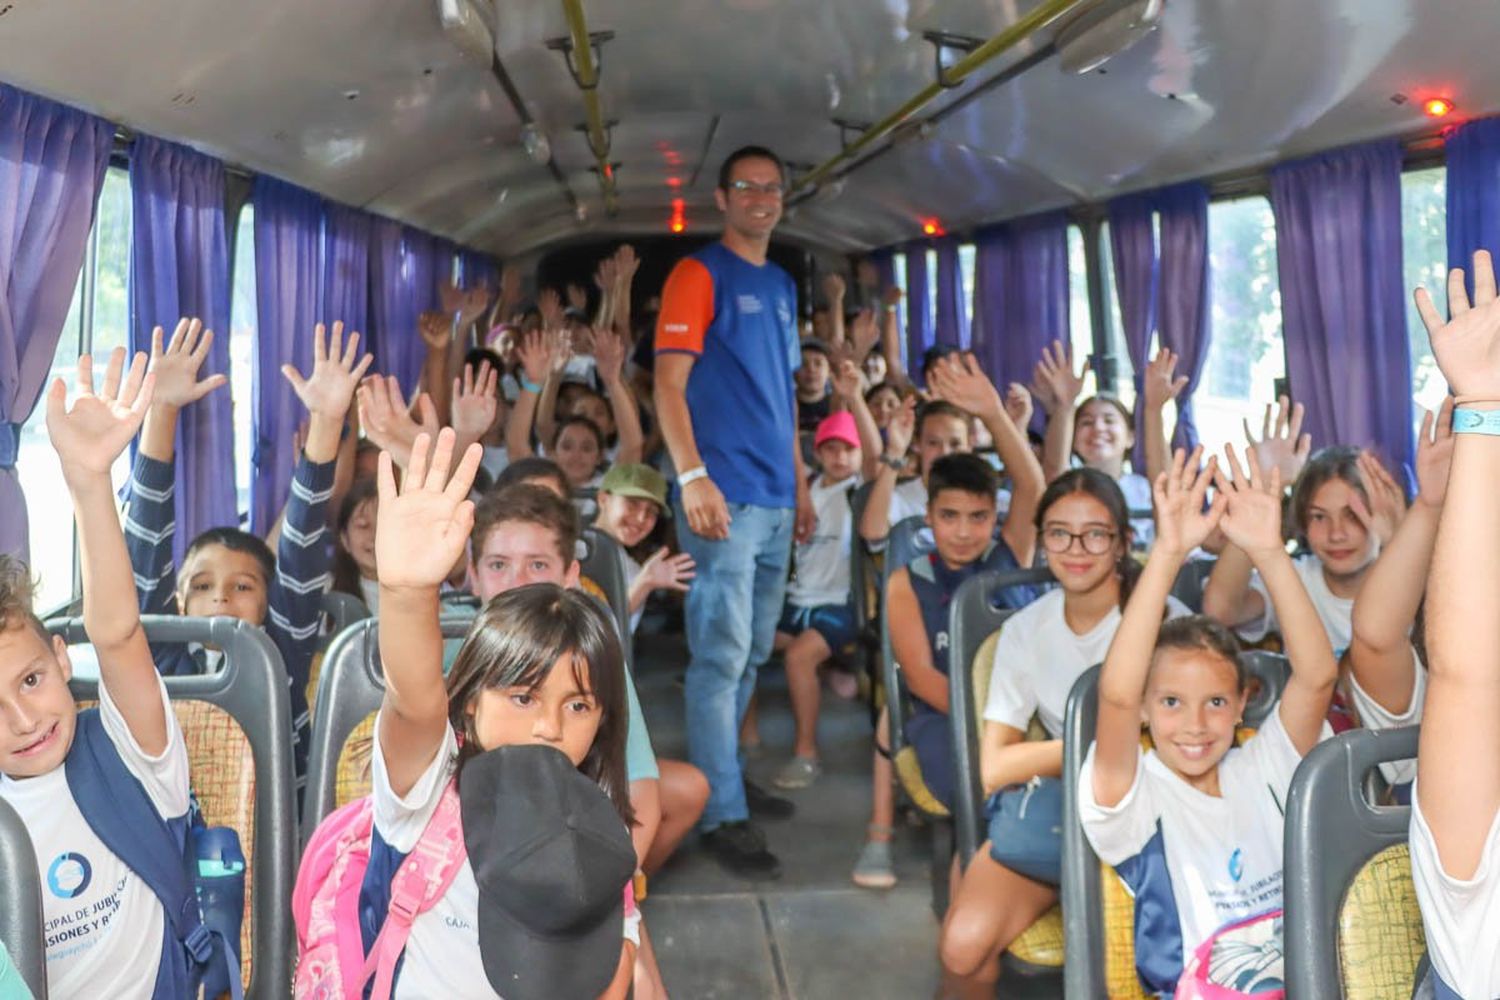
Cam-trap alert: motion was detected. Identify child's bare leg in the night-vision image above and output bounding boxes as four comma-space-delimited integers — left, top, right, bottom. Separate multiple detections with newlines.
784, 628, 832, 759
938, 847, 1057, 997
644, 759, 710, 875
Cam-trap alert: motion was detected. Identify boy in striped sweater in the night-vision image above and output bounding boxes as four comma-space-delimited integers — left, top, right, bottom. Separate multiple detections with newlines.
123, 318, 369, 795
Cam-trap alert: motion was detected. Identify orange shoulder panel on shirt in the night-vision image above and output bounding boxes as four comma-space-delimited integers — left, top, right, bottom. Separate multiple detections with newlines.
655, 257, 714, 355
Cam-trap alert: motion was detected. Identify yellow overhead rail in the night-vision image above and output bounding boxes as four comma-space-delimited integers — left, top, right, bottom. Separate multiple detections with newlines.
559, 0, 618, 213
791, 0, 1092, 196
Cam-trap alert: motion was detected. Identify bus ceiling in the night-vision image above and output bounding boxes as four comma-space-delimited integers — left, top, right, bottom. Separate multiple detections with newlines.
0, 0, 1488, 257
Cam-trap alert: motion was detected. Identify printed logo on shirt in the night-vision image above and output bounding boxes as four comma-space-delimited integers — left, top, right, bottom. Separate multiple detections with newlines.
47, 852, 93, 899
934, 630, 949, 652
1227, 848, 1244, 884
663, 322, 689, 333
738, 294, 764, 315
776, 298, 792, 328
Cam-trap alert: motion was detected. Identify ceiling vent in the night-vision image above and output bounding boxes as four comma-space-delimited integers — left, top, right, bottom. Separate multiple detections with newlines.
1055, 0, 1164, 75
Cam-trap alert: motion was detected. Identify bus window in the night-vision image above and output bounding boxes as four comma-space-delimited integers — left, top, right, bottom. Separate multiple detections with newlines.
230, 202, 257, 521
1402, 166, 1449, 431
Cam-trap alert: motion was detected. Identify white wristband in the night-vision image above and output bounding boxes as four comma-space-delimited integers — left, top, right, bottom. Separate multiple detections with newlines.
678, 466, 709, 487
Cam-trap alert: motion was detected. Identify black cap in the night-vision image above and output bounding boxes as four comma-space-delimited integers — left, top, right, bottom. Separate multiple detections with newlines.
460, 744, 637, 1000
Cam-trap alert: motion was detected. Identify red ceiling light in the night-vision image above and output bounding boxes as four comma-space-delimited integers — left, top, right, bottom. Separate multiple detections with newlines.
669, 197, 686, 234
922, 218, 943, 237
1424, 97, 1455, 118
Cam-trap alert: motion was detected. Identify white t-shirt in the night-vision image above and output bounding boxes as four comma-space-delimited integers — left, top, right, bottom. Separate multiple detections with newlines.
1410, 784, 1500, 999
1078, 709, 1318, 981
1119, 472, 1155, 548
1348, 655, 1426, 786
1239, 555, 1352, 656
620, 549, 645, 636
371, 718, 640, 1000
0, 676, 190, 1000
359, 577, 381, 614
480, 445, 510, 483
984, 590, 1191, 739
787, 474, 860, 609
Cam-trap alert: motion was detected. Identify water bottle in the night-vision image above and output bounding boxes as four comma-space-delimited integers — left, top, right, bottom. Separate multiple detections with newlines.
194, 826, 245, 999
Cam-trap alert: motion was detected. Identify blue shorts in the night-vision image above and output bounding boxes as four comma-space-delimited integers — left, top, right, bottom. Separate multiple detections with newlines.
777, 601, 857, 652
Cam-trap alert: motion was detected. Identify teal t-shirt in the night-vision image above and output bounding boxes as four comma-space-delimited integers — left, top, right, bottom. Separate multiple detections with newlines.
439, 598, 659, 782
0, 942, 35, 1000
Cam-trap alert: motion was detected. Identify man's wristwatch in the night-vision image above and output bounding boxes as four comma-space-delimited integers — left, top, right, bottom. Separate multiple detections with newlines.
880, 453, 905, 472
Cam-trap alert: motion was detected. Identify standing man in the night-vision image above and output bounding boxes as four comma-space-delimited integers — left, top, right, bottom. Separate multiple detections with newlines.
655, 146, 815, 879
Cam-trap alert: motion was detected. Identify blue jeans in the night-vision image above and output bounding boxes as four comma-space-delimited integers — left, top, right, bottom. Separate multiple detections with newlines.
674, 500, 794, 829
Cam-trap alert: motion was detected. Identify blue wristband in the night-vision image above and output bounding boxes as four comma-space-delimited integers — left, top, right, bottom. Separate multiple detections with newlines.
1454, 408, 1500, 435
520, 375, 543, 394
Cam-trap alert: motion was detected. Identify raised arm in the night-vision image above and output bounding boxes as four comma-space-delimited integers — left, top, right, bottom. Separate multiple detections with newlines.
450, 361, 501, 459
831, 357, 882, 482
48, 350, 166, 752
823, 273, 847, 349
1140, 347, 1188, 484
505, 330, 551, 461
375, 429, 483, 798
612, 245, 638, 344
533, 327, 571, 453
1033, 340, 1085, 482
417, 310, 454, 420
626, 548, 696, 615
928, 353, 1045, 566
879, 286, 907, 387
1348, 420, 1449, 713
858, 396, 914, 544
1093, 448, 1223, 808
357, 374, 439, 472
1217, 447, 1335, 754
1415, 250, 1500, 878
596, 329, 643, 464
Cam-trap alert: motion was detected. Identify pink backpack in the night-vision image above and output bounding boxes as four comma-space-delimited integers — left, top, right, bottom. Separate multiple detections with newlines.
1174, 908, 1286, 1000
292, 782, 467, 1000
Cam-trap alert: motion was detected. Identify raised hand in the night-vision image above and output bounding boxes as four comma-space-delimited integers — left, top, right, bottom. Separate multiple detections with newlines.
848, 308, 879, 360
928, 351, 1003, 420
451, 362, 500, 439
831, 358, 863, 403
1151, 446, 1225, 557
639, 548, 696, 593
147, 318, 226, 410
548, 327, 575, 376
517, 330, 551, 387
281, 321, 373, 425
1142, 346, 1188, 411
822, 272, 846, 306
458, 286, 491, 328
1416, 249, 1500, 398
1349, 451, 1407, 547
438, 282, 465, 318
595, 256, 618, 292
881, 285, 903, 310
1415, 396, 1457, 509
418, 310, 451, 351
594, 327, 625, 382
566, 282, 588, 313
374, 429, 483, 591
1215, 444, 1285, 559
613, 244, 639, 283
1032, 340, 1085, 415
1243, 395, 1311, 485
538, 287, 564, 331
885, 395, 917, 460
1004, 383, 1033, 431
357, 374, 439, 470
46, 348, 154, 484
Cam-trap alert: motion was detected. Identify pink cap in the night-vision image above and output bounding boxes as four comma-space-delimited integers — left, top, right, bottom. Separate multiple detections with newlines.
814, 411, 861, 450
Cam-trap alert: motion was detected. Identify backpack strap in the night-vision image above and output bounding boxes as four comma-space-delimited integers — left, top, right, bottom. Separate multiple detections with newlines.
65, 709, 242, 1000
361, 780, 468, 1000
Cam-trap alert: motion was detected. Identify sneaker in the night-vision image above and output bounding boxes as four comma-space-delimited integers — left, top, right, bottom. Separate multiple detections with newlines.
745, 778, 797, 820
851, 838, 897, 889
702, 821, 781, 880
772, 755, 822, 790
826, 667, 859, 701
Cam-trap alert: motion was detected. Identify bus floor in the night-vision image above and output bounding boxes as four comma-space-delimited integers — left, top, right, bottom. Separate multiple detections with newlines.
633, 629, 1062, 1000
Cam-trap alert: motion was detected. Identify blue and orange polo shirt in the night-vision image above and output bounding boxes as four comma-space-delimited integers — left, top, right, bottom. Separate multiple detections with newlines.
655, 242, 800, 508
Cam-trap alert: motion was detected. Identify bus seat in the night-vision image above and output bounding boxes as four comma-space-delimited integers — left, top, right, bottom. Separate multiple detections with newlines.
948, 568, 1062, 973
0, 796, 45, 999
302, 615, 476, 841
1061, 653, 1289, 999
1170, 557, 1215, 614
1284, 725, 1426, 1000
848, 481, 880, 698
879, 516, 934, 781
306, 591, 374, 712
580, 528, 632, 664
49, 614, 295, 1000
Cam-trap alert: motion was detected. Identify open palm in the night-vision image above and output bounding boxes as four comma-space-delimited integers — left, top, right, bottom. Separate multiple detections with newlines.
148, 318, 226, 409
1417, 251, 1500, 399
375, 430, 484, 590
47, 349, 154, 481
1151, 447, 1223, 554
1215, 445, 1284, 557
282, 322, 372, 422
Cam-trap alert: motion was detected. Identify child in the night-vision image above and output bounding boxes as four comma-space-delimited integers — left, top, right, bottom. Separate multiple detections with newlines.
796, 339, 833, 433
1080, 447, 1336, 996
1, 350, 197, 998
125, 319, 367, 792
593, 463, 695, 636
939, 467, 1191, 995
768, 404, 877, 790
1203, 444, 1399, 657
1033, 341, 1188, 545
330, 477, 378, 610
852, 453, 1041, 892
1407, 250, 1500, 998
363, 430, 637, 997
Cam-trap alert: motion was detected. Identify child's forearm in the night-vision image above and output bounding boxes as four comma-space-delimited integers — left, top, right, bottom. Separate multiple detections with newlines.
846, 390, 882, 482
378, 586, 448, 722
506, 389, 539, 460
1142, 403, 1169, 484
1098, 548, 1179, 712
858, 466, 898, 543
1201, 543, 1259, 626
1041, 407, 1073, 482
138, 404, 179, 462
981, 739, 1063, 797
73, 475, 146, 650
605, 374, 644, 464
1353, 501, 1439, 653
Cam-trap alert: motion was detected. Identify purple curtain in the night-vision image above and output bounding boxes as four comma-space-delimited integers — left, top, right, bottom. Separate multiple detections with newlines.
128, 136, 235, 561
903, 244, 933, 382
322, 203, 371, 337
0, 86, 112, 561
369, 219, 420, 393
1446, 115, 1500, 297
1107, 192, 1158, 468
1154, 182, 1211, 450
460, 248, 497, 290
933, 238, 970, 350
971, 213, 1070, 424
251, 176, 324, 536
1270, 140, 1412, 476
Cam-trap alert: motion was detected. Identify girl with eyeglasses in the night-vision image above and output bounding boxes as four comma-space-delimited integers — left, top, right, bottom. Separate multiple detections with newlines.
939, 467, 1190, 997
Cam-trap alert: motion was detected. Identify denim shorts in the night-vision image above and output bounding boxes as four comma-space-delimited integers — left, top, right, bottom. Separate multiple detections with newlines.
777, 600, 858, 651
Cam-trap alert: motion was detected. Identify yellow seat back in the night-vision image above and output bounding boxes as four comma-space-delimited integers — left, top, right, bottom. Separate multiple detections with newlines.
1336, 843, 1427, 1000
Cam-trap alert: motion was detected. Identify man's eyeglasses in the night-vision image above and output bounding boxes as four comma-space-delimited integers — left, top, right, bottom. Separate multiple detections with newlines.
726, 179, 785, 198
1041, 527, 1117, 555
